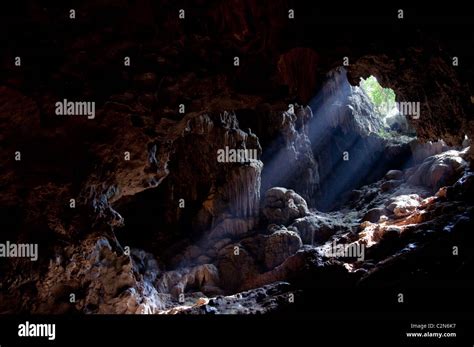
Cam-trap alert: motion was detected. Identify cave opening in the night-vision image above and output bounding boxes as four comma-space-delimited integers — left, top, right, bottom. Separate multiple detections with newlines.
307, 68, 418, 211
359, 75, 416, 138
235, 69, 427, 213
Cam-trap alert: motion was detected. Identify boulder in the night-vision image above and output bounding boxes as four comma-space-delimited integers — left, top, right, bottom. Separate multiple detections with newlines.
362, 207, 387, 223
410, 140, 450, 163
407, 150, 467, 190
290, 213, 350, 244
262, 230, 302, 270
262, 187, 310, 225
385, 169, 404, 180
386, 194, 422, 217
216, 245, 258, 291
381, 179, 403, 192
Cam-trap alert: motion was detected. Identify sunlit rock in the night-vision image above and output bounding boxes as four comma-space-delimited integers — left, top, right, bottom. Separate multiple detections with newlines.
407, 149, 468, 190
386, 194, 422, 217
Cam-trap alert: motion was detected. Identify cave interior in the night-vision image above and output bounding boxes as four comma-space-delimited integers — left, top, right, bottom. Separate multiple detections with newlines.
0, 2, 473, 315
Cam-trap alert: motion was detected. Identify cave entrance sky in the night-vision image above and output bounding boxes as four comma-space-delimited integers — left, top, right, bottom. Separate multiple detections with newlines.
359, 75, 418, 136
360, 75, 398, 121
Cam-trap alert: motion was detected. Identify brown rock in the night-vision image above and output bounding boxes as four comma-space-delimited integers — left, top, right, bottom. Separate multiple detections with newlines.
262, 230, 302, 270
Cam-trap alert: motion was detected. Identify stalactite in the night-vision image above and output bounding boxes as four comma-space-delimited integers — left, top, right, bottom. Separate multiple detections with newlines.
227, 161, 263, 219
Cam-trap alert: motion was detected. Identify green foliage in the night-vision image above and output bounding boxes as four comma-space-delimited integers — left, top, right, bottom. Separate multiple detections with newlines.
360, 76, 396, 114
377, 128, 393, 139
